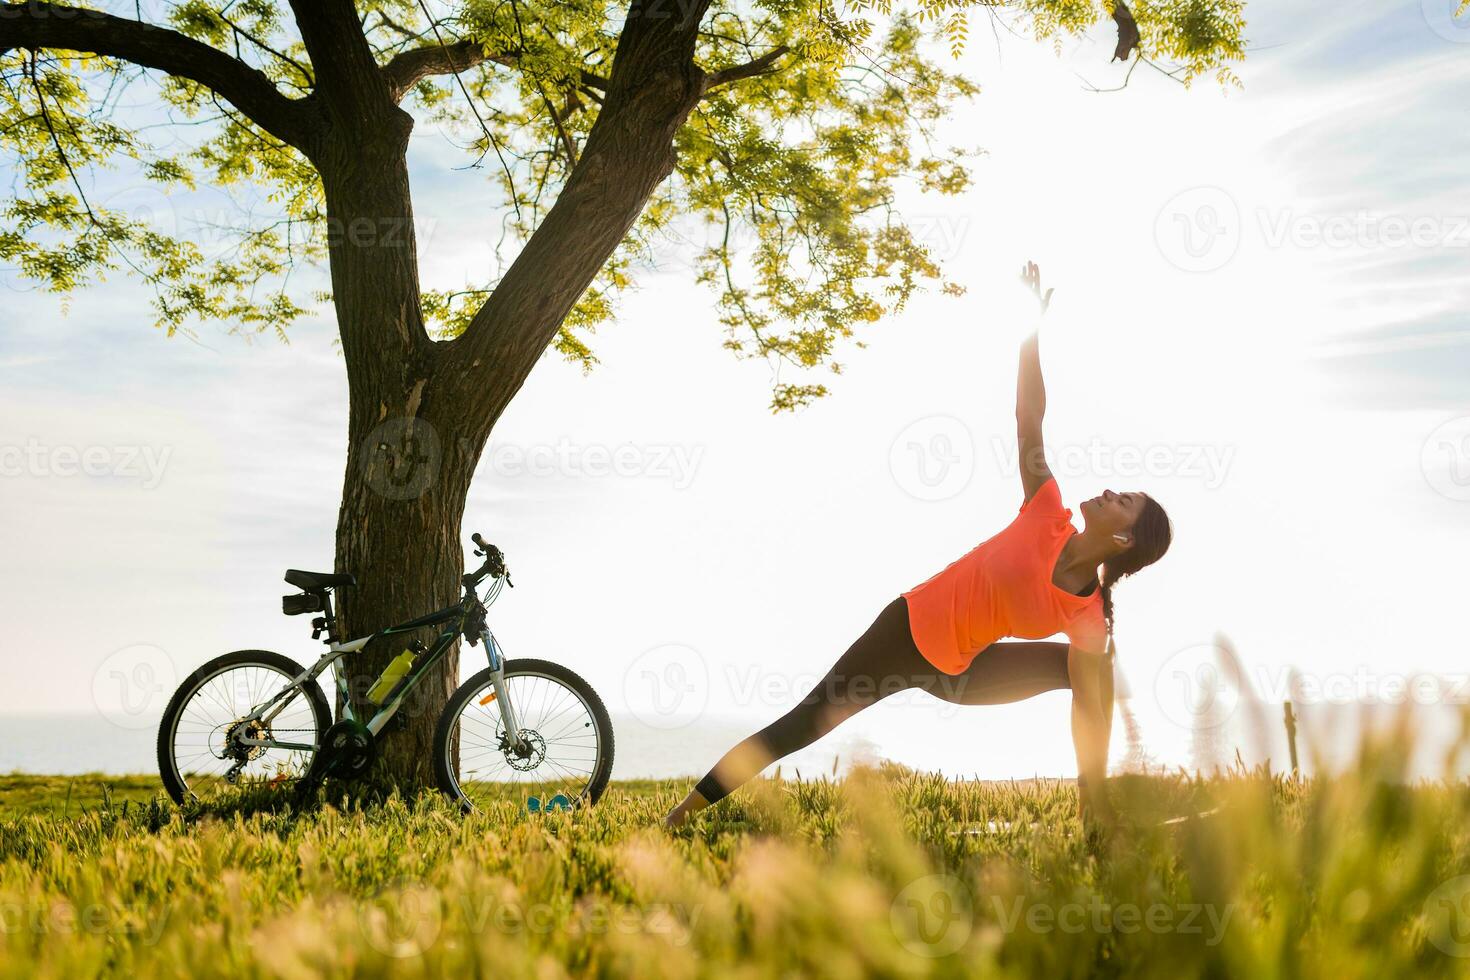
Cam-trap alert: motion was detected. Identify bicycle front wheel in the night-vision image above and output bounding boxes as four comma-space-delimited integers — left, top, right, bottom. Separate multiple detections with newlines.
157, 649, 330, 805
435, 658, 614, 811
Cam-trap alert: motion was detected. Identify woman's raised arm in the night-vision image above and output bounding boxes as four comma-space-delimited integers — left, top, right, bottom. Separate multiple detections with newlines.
1016, 261, 1054, 505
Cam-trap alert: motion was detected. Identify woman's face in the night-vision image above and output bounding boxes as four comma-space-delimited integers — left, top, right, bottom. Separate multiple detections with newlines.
1080, 489, 1148, 540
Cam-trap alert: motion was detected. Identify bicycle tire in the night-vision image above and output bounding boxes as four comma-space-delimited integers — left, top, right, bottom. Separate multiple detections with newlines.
157, 649, 331, 805
435, 658, 614, 810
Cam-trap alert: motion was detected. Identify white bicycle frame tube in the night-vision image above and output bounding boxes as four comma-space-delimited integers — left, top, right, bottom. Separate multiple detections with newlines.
237, 630, 524, 748
236, 636, 374, 748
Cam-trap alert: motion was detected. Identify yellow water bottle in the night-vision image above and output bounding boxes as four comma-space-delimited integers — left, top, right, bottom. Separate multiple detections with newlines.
366, 650, 416, 704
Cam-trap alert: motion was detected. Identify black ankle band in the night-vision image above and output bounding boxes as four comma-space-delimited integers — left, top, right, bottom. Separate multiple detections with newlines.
694, 772, 728, 804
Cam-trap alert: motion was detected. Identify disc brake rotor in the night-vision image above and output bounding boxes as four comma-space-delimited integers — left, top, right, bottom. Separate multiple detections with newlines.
502, 729, 547, 771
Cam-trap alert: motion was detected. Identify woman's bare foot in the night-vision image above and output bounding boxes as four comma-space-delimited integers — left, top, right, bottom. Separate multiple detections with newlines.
662, 789, 709, 830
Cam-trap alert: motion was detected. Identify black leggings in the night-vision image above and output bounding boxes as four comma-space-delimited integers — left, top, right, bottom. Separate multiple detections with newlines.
693, 596, 1072, 804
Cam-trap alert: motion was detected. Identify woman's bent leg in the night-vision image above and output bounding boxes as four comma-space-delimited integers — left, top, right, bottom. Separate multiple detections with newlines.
926, 640, 1072, 707
690, 597, 922, 806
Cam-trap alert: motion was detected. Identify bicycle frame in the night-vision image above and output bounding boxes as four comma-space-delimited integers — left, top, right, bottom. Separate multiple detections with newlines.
231, 580, 522, 754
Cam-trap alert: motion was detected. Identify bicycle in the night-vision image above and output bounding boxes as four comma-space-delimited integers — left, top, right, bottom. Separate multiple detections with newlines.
155, 533, 614, 811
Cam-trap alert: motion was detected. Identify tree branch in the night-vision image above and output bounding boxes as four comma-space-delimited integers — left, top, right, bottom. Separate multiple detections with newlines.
22, 51, 94, 223
286, 0, 393, 124
381, 38, 490, 100
1110, 0, 1141, 62
214, 10, 314, 91
535, 78, 578, 169
440, 0, 715, 429
380, 38, 609, 103
0, 2, 312, 147
700, 45, 789, 95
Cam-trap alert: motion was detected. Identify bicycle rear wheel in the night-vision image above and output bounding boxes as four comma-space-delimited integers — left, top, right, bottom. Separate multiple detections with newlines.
435, 658, 614, 811
157, 650, 330, 805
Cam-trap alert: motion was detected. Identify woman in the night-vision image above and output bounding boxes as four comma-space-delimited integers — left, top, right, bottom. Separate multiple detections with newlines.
663, 262, 1173, 830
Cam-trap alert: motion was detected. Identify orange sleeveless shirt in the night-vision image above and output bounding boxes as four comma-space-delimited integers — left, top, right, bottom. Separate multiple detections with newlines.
902, 477, 1109, 675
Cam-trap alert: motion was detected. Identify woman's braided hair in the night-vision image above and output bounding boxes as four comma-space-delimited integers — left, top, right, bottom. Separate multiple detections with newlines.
1099, 495, 1173, 656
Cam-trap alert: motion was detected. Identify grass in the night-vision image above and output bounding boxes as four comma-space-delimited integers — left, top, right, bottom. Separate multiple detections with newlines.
3, 725, 1470, 978
0, 774, 160, 816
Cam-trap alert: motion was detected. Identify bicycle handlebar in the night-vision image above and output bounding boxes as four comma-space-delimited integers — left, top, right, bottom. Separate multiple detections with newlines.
464, 532, 511, 590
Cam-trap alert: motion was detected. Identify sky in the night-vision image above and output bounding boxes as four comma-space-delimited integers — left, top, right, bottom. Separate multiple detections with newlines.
2, 0, 1469, 781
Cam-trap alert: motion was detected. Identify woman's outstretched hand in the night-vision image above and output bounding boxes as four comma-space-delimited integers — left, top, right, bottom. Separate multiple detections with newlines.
1019, 260, 1054, 315
1078, 780, 1120, 831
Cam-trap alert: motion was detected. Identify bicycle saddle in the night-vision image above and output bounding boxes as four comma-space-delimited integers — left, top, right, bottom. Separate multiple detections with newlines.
284, 569, 357, 591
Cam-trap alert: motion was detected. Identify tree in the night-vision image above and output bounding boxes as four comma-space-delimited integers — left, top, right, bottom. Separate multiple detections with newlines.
0, 0, 1245, 787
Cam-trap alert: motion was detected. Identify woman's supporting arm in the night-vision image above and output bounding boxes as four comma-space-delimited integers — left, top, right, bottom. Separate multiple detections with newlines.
1068, 643, 1117, 826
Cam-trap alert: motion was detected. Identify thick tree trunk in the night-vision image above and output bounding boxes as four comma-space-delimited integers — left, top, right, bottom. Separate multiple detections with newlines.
335, 403, 480, 789
312, 110, 485, 789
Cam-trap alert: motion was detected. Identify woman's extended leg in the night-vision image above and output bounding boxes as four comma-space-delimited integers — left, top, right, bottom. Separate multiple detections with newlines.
663, 597, 922, 827
662, 601, 1076, 828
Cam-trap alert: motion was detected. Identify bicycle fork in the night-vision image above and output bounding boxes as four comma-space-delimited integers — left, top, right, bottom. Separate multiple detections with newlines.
480, 628, 528, 754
